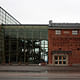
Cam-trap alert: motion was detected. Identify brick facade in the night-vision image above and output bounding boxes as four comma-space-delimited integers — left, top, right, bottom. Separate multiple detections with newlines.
48, 29, 80, 65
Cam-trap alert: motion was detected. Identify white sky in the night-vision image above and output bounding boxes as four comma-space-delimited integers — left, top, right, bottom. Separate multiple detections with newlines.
0, 0, 80, 24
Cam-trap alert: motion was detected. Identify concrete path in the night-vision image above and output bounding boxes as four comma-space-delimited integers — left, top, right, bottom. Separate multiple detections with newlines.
0, 65, 80, 72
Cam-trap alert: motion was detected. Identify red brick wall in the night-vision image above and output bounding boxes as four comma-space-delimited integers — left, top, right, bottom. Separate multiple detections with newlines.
48, 29, 80, 65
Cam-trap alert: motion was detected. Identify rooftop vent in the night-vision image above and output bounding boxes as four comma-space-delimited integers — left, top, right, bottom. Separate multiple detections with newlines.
49, 20, 53, 27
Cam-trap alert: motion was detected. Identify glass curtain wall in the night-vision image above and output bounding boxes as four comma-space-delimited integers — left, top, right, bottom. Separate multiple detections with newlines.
3, 25, 48, 64
0, 7, 20, 24
0, 28, 4, 63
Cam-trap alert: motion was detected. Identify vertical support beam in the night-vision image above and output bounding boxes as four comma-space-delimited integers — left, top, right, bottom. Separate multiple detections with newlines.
2, 37, 5, 64
24, 39, 26, 64
24, 52, 26, 64
9, 32, 11, 64
1, 28, 5, 64
62, 56, 63, 64
58, 56, 59, 64
16, 31, 18, 63
0, 8, 1, 24
5, 11, 6, 24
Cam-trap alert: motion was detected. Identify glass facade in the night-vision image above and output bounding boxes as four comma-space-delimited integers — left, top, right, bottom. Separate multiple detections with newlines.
0, 25, 48, 64
0, 28, 4, 63
0, 7, 21, 24
0, 7, 48, 64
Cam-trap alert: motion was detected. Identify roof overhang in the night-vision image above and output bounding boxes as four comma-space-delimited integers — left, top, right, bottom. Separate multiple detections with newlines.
52, 50, 72, 54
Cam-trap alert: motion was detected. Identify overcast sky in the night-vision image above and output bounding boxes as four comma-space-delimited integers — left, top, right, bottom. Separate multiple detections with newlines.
0, 0, 80, 24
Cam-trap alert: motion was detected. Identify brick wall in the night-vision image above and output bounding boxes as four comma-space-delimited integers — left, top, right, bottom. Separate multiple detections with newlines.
48, 29, 80, 65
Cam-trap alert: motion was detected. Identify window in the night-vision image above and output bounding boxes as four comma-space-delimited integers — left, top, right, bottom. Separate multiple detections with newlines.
41, 40, 48, 62
55, 30, 61, 35
59, 48, 62, 50
54, 56, 67, 64
77, 48, 80, 50
72, 30, 78, 35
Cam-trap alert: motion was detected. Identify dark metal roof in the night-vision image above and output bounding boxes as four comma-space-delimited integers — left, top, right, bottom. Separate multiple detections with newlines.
49, 23, 80, 29
1, 24, 48, 26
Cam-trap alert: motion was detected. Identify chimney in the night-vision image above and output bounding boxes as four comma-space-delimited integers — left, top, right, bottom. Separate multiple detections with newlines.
49, 20, 53, 27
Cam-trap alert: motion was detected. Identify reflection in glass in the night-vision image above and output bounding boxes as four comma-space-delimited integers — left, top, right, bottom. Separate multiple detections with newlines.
3, 26, 48, 64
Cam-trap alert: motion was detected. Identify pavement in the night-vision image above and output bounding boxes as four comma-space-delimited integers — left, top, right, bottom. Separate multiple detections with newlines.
0, 65, 80, 80
0, 65, 47, 72
0, 72, 80, 80
0, 65, 80, 72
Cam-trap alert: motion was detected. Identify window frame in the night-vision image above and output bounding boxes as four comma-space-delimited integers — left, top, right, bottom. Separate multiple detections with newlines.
54, 55, 67, 65
72, 30, 78, 35
55, 30, 61, 35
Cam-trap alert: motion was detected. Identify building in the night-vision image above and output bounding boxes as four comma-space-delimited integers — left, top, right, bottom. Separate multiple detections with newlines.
0, 7, 21, 24
48, 21, 80, 66
0, 7, 21, 64
1, 7, 80, 66
0, 24, 48, 64
1, 21, 80, 66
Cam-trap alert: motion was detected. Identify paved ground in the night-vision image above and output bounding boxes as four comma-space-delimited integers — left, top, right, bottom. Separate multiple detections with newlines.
0, 65, 80, 72
0, 72, 80, 80
0, 65, 80, 80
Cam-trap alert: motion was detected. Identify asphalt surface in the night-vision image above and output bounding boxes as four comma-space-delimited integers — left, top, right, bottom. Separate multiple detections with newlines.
0, 72, 80, 80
